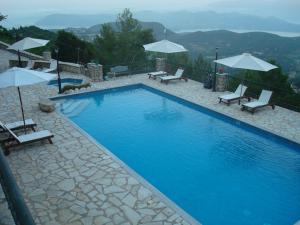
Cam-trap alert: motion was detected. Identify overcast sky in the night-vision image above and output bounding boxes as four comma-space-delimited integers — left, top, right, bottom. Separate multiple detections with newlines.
2, 0, 300, 25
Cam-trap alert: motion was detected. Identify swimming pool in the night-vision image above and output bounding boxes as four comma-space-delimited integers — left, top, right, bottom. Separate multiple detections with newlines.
48, 78, 83, 87
55, 84, 300, 225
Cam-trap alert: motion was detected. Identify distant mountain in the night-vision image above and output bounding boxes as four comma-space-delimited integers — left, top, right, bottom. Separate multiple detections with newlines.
36, 11, 300, 33
60, 21, 174, 41
134, 11, 300, 32
36, 13, 116, 28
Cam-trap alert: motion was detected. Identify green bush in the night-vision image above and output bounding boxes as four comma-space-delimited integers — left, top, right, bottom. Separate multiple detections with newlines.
62, 83, 91, 93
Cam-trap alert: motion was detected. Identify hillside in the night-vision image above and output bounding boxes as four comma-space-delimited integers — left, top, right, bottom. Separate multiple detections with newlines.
61, 21, 174, 41
168, 30, 300, 72
0, 25, 57, 44
35, 11, 300, 33
57, 22, 300, 73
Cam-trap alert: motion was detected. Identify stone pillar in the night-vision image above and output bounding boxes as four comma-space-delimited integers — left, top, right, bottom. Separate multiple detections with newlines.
87, 63, 103, 81
216, 73, 228, 92
156, 58, 166, 72
98, 64, 103, 81
43, 51, 52, 61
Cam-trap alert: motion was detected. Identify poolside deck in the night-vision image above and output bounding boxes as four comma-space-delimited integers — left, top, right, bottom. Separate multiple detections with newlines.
0, 72, 299, 225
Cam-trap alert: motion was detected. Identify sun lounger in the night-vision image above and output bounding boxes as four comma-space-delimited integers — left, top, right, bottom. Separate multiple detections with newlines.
241, 90, 275, 114
219, 84, 250, 105
25, 60, 35, 70
1, 124, 53, 155
148, 71, 168, 79
43, 61, 57, 73
160, 69, 187, 84
0, 119, 36, 133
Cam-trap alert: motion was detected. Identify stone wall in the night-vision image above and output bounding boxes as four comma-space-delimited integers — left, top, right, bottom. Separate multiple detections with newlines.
59, 62, 85, 74
9, 59, 50, 69
86, 63, 103, 81
32, 60, 51, 69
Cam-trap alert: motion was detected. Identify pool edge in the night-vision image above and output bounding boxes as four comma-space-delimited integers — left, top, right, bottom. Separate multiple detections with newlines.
51, 82, 300, 147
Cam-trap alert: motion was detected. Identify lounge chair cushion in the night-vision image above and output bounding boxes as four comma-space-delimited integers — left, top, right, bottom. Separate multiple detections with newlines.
160, 69, 184, 81
5, 119, 35, 130
219, 84, 248, 102
149, 71, 167, 76
242, 90, 273, 109
243, 101, 266, 108
17, 130, 52, 143
219, 93, 240, 100
160, 75, 179, 81
234, 84, 247, 96
258, 90, 272, 103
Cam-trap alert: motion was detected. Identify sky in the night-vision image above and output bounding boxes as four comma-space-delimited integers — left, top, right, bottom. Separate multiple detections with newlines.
1, 0, 300, 26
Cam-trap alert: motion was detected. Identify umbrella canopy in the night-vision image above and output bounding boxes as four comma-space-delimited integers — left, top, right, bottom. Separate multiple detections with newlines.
8, 37, 49, 67
8, 37, 49, 51
0, 67, 56, 132
214, 53, 277, 72
143, 39, 187, 54
0, 67, 56, 88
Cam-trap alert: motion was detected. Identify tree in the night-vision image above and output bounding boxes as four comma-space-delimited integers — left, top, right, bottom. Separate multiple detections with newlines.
0, 13, 13, 44
53, 30, 95, 64
292, 75, 300, 88
116, 8, 154, 65
192, 54, 212, 82
94, 24, 118, 65
117, 8, 140, 33
0, 13, 7, 22
94, 8, 155, 72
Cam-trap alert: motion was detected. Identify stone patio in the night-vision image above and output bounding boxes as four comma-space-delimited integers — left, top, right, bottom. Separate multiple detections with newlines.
0, 72, 299, 225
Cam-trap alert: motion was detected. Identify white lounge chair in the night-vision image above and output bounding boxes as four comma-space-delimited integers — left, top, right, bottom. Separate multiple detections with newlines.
160, 68, 187, 84
1, 124, 54, 155
241, 90, 275, 114
0, 119, 36, 133
43, 61, 57, 73
148, 71, 168, 79
25, 60, 35, 70
219, 84, 249, 105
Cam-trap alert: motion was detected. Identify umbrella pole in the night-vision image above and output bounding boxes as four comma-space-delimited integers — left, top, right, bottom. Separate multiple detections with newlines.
239, 74, 245, 105
212, 47, 218, 92
17, 87, 26, 134
18, 50, 21, 67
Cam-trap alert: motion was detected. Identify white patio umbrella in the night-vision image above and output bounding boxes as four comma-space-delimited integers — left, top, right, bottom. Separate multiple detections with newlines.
143, 39, 187, 54
8, 37, 49, 67
0, 67, 56, 132
214, 53, 278, 101
214, 53, 278, 72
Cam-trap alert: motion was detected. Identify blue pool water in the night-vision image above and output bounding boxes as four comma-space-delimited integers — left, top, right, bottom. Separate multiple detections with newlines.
48, 78, 83, 87
56, 84, 300, 225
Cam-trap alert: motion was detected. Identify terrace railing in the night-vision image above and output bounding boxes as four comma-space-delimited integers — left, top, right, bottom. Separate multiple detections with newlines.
0, 150, 36, 225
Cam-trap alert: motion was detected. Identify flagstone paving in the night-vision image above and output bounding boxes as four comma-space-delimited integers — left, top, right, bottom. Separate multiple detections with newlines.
0, 72, 299, 225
